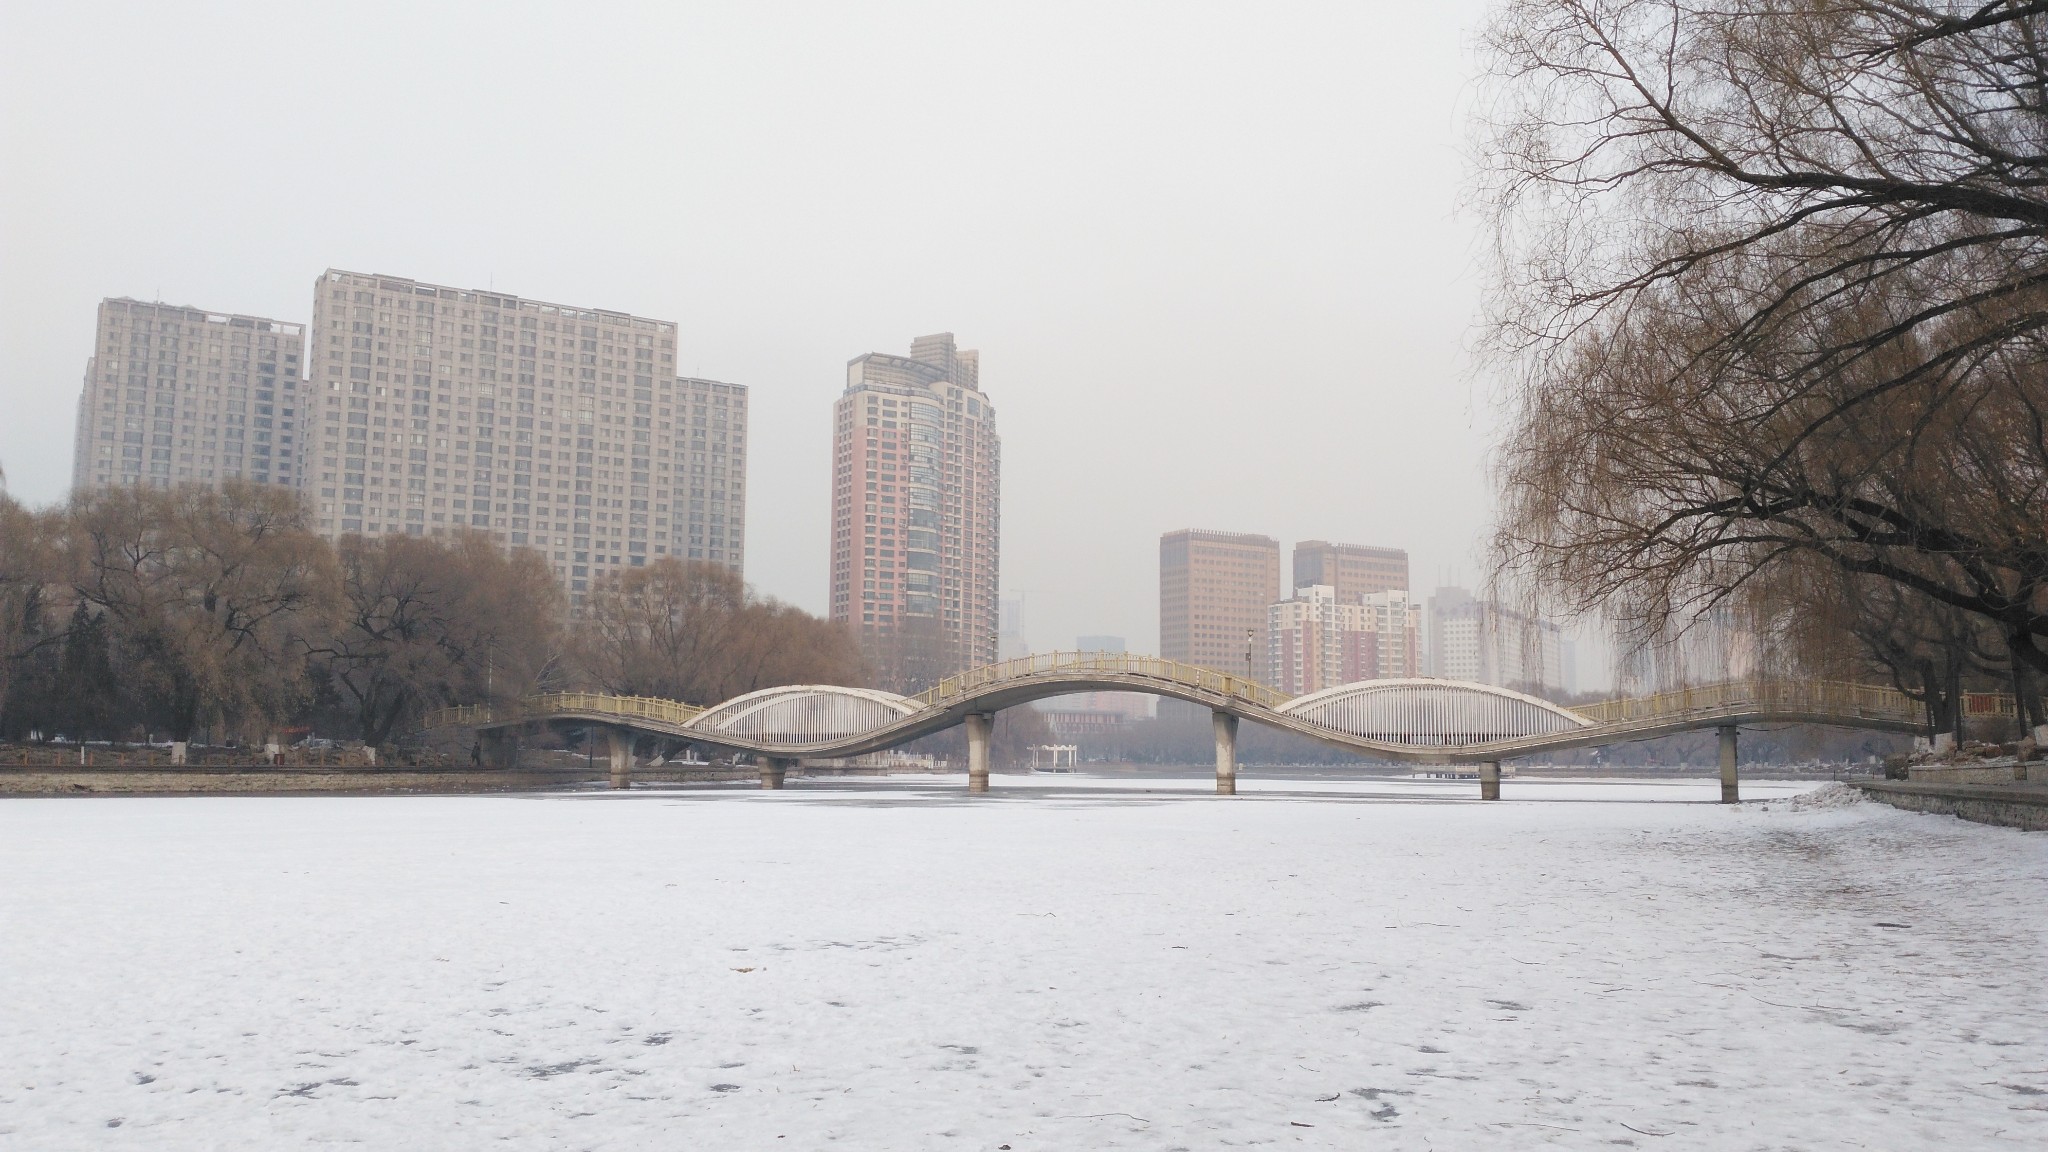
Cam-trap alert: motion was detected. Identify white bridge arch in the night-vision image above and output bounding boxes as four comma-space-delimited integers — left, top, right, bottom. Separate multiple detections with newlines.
1275, 678, 1592, 746
687, 684, 919, 745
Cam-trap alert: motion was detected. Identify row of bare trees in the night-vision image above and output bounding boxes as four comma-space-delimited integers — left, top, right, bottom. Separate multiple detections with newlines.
1480, 0, 2048, 742
0, 480, 861, 747
570, 558, 864, 706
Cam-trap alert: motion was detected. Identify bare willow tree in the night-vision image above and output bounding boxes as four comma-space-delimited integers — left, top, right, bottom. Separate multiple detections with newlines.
1759, 555, 2007, 740
573, 558, 864, 704
0, 489, 59, 736
68, 481, 331, 746
1480, 1, 2048, 729
309, 531, 565, 746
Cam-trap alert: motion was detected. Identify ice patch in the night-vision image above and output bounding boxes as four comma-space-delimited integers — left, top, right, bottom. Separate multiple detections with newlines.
1, 779, 2042, 1149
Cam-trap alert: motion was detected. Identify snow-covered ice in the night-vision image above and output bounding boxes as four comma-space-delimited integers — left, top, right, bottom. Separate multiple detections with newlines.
2, 775, 2044, 1149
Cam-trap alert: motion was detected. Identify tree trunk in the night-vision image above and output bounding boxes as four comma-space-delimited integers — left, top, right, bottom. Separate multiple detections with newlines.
2009, 630, 2047, 751
2008, 629, 2041, 741
168, 686, 201, 745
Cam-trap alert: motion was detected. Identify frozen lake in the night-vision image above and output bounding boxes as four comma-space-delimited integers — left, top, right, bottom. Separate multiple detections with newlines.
2, 776, 2044, 1149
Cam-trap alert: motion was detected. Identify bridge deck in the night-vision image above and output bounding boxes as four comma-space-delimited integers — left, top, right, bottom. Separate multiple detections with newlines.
421, 653, 1945, 764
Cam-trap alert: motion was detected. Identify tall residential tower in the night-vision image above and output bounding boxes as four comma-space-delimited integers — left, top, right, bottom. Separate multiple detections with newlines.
1159, 529, 1281, 676
305, 269, 744, 604
829, 333, 1000, 684
71, 298, 305, 493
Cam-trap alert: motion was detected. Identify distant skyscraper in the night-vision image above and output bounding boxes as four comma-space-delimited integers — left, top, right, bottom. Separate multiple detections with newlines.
71, 298, 306, 493
1427, 586, 1567, 694
1291, 540, 1409, 604
829, 333, 1000, 680
1159, 529, 1280, 675
999, 596, 1029, 661
1428, 586, 1485, 681
304, 269, 744, 606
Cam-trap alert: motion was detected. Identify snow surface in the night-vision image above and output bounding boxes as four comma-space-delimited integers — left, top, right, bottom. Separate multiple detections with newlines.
2, 774, 2045, 1150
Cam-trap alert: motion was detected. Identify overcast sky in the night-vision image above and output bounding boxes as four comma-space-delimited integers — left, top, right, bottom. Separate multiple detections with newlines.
2, 1, 1575, 677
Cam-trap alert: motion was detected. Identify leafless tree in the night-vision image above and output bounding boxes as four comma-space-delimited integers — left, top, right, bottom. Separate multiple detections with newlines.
67, 482, 329, 743
1762, 558, 2006, 739
573, 559, 864, 704
309, 531, 564, 745
0, 490, 60, 735
1480, 1, 2048, 726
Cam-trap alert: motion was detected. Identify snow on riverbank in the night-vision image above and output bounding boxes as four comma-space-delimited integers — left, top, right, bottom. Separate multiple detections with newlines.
2, 777, 2043, 1149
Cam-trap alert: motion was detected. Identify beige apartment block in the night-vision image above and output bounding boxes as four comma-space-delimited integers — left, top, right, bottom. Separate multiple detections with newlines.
1268, 586, 1421, 695
305, 270, 744, 605
1291, 539, 1409, 604
673, 376, 748, 568
829, 333, 1001, 677
71, 299, 306, 492
1159, 529, 1281, 676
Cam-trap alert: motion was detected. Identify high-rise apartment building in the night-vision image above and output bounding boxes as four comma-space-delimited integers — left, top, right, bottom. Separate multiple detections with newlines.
71, 299, 306, 493
1359, 589, 1422, 680
1159, 529, 1280, 675
1427, 586, 1571, 694
673, 376, 748, 569
304, 270, 744, 603
1429, 587, 1486, 681
1268, 585, 1420, 695
1291, 540, 1409, 605
829, 333, 1000, 678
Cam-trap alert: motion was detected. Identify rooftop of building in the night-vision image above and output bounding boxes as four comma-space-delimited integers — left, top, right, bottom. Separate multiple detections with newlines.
321, 268, 674, 334
101, 298, 302, 334
1163, 528, 1280, 546
1295, 539, 1409, 557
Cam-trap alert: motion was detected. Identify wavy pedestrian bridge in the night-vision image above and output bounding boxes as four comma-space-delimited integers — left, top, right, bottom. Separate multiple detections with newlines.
422, 651, 1938, 801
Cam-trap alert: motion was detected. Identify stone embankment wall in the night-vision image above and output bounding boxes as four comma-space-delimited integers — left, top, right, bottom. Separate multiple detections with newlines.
1855, 779, 2048, 832
0, 761, 946, 796
1906, 760, 2044, 785
0, 767, 602, 796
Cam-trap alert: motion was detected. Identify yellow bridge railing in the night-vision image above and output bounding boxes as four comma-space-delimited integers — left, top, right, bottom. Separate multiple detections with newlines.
911, 650, 1293, 711
1567, 679, 1924, 726
421, 691, 705, 732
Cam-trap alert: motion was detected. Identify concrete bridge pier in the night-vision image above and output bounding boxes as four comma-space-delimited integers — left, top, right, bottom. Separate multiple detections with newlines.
759, 757, 789, 789
605, 727, 636, 790
966, 713, 993, 793
1719, 725, 1739, 803
1480, 760, 1502, 801
1213, 711, 1238, 795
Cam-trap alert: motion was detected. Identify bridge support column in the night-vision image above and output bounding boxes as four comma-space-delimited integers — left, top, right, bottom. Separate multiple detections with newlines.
966, 713, 993, 793
1480, 760, 1501, 801
1719, 725, 1739, 803
759, 757, 788, 789
1213, 711, 1238, 795
605, 727, 636, 790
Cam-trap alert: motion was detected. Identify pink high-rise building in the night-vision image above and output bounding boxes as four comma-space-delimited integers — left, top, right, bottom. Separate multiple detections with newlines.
829, 333, 1000, 685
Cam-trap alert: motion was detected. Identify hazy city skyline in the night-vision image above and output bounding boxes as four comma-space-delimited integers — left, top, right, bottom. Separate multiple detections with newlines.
0, 1, 1517, 671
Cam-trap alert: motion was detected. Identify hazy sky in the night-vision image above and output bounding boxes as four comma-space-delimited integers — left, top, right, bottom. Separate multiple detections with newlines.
3, 1, 1549, 672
